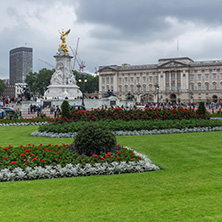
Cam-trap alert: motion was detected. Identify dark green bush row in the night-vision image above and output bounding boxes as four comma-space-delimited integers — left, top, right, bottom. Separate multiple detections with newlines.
38, 119, 222, 134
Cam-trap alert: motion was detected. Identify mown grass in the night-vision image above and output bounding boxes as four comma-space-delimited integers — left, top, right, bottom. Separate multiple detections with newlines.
0, 126, 222, 221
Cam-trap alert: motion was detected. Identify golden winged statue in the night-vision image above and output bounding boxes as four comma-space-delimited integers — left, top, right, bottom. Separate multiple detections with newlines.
58, 29, 71, 53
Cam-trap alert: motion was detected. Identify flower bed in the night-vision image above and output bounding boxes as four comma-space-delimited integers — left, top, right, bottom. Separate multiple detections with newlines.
37, 119, 222, 134
67, 107, 209, 122
0, 143, 159, 182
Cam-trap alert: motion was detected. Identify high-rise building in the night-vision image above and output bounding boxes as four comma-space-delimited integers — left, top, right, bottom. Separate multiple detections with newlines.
9, 47, 33, 85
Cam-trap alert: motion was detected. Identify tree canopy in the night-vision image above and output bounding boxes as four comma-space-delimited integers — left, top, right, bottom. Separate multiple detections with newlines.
74, 71, 98, 93
25, 68, 54, 96
0, 79, 6, 96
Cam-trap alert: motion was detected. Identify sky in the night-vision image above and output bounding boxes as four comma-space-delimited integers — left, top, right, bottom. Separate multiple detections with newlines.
1, 0, 222, 79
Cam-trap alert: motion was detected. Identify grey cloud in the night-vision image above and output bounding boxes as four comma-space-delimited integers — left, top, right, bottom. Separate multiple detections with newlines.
76, 0, 222, 41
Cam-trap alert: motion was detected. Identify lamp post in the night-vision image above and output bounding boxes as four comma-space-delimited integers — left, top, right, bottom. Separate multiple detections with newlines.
136, 83, 141, 103
154, 83, 159, 103
78, 77, 87, 106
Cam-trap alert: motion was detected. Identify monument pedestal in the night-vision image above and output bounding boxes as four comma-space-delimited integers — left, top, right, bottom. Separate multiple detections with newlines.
44, 50, 82, 100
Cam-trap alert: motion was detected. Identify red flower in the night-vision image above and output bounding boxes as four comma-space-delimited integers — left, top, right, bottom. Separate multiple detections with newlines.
131, 152, 134, 155
107, 152, 111, 155
116, 157, 120, 160
92, 154, 95, 157
41, 159, 45, 162
26, 160, 28, 162
20, 153, 25, 157
4, 157, 8, 159
12, 161, 16, 164
30, 153, 33, 156
138, 156, 141, 159
101, 157, 104, 160
33, 158, 37, 161
20, 145, 23, 147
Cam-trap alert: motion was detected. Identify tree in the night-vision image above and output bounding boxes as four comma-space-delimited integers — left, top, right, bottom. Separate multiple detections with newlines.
0, 79, 6, 96
74, 70, 99, 93
61, 100, 70, 118
25, 68, 54, 96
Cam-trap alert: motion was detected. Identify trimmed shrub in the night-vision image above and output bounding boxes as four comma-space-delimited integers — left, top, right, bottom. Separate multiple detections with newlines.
196, 102, 206, 115
74, 123, 117, 155
61, 100, 70, 118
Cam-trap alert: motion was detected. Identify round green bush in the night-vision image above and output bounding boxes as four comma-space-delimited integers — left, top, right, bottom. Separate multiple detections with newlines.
74, 123, 117, 155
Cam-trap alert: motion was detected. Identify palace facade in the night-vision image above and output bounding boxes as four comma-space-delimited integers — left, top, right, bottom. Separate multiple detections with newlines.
98, 57, 222, 103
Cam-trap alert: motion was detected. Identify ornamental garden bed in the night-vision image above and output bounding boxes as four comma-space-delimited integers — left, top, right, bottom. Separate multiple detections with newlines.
0, 143, 159, 182
36, 119, 222, 136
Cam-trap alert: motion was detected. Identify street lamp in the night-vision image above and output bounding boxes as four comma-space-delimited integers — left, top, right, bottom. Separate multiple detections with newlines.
136, 83, 141, 103
154, 83, 159, 103
78, 77, 87, 106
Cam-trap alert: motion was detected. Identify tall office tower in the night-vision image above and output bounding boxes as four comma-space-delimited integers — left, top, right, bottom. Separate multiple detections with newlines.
9, 47, 33, 85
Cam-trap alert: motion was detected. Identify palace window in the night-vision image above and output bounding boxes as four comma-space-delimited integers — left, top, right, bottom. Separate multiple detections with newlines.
205, 74, 209, 80
106, 78, 109, 84
119, 78, 122, 83
137, 77, 140, 82
213, 83, 217, 90
213, 73, 217, 79
143, 77, 146, 82
102, 78, 105, 84
198, 74, 201, 81
156, 76, 159, 82
190, 75, 194, 80
205, 83, 209, 91
198, 84, 201, 91
131, 85, 134, 92
125, 85, 128, 92
149, 85, 152, 91
131, 77, 134, 83
125, 77, 128, 83
191, 84, 194, 91
119, 85, 122, 92
149, 76, 152, 82
143, 85, 146, 92
111, 77, 113, 84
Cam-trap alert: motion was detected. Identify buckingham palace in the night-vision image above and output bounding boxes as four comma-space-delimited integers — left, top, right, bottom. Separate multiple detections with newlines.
98, 57, 222, 103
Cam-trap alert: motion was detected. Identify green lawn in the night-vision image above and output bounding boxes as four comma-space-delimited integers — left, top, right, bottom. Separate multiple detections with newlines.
0, 126, 222, 221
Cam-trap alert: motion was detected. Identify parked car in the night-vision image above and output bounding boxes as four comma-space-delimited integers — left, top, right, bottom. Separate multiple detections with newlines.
0, 108, 6, 119
70, 105, 86, 111
0, 106, 17, 116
